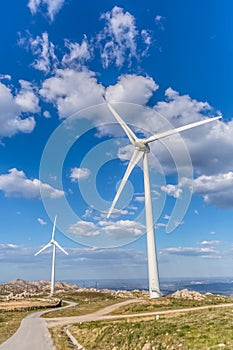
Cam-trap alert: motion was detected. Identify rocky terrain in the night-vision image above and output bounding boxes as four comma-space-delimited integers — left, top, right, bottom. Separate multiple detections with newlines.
0, 279, 81, 300
0, 279, 142, 301
0, 279, 217, 302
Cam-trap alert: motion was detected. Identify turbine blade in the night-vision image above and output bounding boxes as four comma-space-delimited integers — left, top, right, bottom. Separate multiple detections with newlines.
34, 242, 52, 256
107, 149, 143, 218
106, 103, 137, 144
144, 116, 222, 144
51, 215, 57, 240
54, 241, 69, 255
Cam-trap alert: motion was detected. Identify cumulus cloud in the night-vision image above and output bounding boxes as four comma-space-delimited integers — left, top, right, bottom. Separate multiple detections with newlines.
28, 0, 65, 21
68, 221, 100, 237
0, 168, 64, 199
70, 167, 90, 181
39, 69, 104, 117
106, 74, 158, 104
99, 219, 145, 239
15, 80, 40, 113
0, 81, 38, 138
162, 171, 233, 209
68, 218, 145, 240
161, 184, 182, 198
154, 87, 213, 124
192, 172, 233, 208
97, 6, 152, 68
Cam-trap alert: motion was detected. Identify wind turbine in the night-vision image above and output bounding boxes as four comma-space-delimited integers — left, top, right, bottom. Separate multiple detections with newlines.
105, 99, 221, 298
35, 215, 68, 294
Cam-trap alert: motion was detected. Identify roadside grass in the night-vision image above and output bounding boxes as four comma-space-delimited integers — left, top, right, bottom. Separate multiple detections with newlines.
0, 297, 60, 345
50, 326, 72, 350
111, 294, 233, 315
66, 306, 233, 350
44, 291, 129, 318
0, 310, 30, 345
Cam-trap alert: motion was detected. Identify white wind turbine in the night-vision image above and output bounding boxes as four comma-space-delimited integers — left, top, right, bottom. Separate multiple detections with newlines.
105, 100, 221, 298
35, 215, 68, 294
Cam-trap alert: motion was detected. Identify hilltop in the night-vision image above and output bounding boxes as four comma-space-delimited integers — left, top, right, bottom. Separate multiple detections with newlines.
0, 279, 143, 301
0, 279, 81, 299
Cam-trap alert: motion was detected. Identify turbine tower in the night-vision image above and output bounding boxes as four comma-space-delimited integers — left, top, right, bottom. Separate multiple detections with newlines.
105, 100, 221, 298
35, 215, 68, 294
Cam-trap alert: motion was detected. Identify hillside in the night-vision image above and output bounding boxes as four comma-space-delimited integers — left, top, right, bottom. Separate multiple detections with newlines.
0, 279, 81, 299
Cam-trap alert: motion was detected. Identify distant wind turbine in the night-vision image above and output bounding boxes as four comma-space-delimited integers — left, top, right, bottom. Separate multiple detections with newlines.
35, 215, 68, 294
105, 98, 221, 298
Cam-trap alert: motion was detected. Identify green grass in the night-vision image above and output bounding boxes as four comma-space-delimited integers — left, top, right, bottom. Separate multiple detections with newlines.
0, 310, 30, 345
111, 294, 233, 315
50, 326, 73, 350
44, 290, 129, 318
67, 306, 233, 350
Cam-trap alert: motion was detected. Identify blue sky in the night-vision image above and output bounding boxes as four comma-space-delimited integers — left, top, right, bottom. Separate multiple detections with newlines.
1, 0, 233, 283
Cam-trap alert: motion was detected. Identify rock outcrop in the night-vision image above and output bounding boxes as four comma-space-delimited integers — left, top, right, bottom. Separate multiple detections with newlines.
171, 288, 205, 300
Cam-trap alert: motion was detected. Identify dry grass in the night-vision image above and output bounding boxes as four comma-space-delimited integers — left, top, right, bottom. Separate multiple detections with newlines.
0, 298, 59, 311
44, 290, 128, 318
49, 326, 72, 350
111, 294, 233, 315
0, 310, 34, 345
0, 298, 59, 345
66, 306, 233, 350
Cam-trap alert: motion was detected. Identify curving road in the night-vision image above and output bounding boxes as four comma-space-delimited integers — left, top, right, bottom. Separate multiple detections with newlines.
46, 301, 233, 328
0, 300, 76, 350
2, 298, 233, 350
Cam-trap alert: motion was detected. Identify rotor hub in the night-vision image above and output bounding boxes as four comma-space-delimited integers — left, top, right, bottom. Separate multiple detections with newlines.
135, 140, 150, 153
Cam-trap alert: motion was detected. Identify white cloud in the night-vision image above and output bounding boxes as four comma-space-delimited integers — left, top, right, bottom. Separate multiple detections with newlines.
62, 37, 92, 67
38, 218, 47, 225
161, 184, 182, 198
0, 74, 11, 81
191, 172, 233, 208
68, 221, 100, 237
0, 81, 37, 138
106, 74, 158, 104
28, 32, 58, 73
163, 171, 233, 209
134, 196, 145, 203
161, 246, 220, 258
69, 217, 144, 240
15, 80, 40, 113
98, 6, 151, 68
70, 167, 90, 181
154, 87, 212, 125
155, 222, 167, 228
0, 168, 64, 199
201, 240, 220, 246
155, 15, 165, 31
27, 0, 65, 21
39, 69, 104, 118
99, 219, 145, 239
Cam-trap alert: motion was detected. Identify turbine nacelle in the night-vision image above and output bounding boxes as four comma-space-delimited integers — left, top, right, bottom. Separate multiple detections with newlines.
135, 139, 150, 153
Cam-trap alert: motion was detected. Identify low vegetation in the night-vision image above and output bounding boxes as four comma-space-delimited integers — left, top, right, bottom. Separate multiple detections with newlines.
111, 293, 233, 315
44, 290, 129, 318
0, 297, 60, 345
0, 310, 30, 345
66, 306, 233, 350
